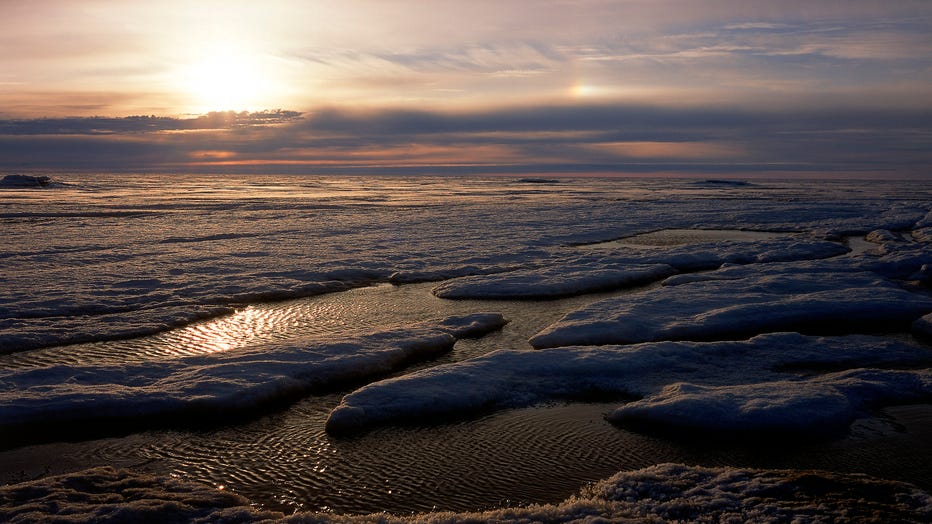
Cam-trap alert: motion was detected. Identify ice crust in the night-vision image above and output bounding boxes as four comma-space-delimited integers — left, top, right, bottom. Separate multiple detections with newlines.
432, 264, 677, 299
610, 368, 932, 436
530, 260, 932, 348
2, 464, 929, 523
915, 313, 932, 339
429, 237, 849, 300
0, 314, 505, 433
327, 333, 932, 434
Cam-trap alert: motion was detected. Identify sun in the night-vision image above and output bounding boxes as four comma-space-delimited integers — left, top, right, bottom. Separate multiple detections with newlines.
177, 43, 278, 113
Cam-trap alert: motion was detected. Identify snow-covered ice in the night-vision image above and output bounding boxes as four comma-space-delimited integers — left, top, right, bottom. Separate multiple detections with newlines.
915, 313, 932, 340
327, 333, 932, 434
432, 264, 677, 299
610, 368, 932, 437
2, 464, 929, 523
430, 236, 849, 300
0, 313, 505, 434
530, 260, 932, 348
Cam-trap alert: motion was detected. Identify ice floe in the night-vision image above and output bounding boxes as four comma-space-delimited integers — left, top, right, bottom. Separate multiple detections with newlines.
0, 314, 505, 438
427, 237, 847, 301
0, 304, 235, 355
914, 313, 932, 340
0, 174, 51, 188
432, 264, 677, 299
530, 260, 932, 348
327, 333, 932, 434
691, 178, 753, 187
2, 463, 929, 523
610, 368, 932, 437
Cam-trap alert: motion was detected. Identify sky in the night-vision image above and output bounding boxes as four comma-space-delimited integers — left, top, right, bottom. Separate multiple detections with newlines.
1, 0, 930, 177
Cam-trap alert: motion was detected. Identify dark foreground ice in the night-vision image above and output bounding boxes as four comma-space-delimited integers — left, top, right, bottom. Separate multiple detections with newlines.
1, 464, 929, 523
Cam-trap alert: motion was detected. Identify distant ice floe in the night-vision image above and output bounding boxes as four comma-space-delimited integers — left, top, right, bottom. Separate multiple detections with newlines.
0, 174, 52, 188
691, 178, 753, 187
432, 264, 677, 299
326, 333, 932, 435
0, 314, 505, 436
388, 262, 526, 285
530, 260, 932, 348
429, 237, 847, 300
515, 177, 561, 184
2, 463, 929, 523
572, 236, 848, 270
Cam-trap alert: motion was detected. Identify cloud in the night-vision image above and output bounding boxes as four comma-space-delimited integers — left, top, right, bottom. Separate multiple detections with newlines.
0, 110, 303, 135
0, 102, 928, 177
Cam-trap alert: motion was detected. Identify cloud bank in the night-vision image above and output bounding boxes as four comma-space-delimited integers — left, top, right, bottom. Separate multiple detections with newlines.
0, 102, 928, 177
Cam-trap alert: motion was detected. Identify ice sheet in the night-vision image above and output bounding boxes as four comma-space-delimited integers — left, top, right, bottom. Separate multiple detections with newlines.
530, 260, 932, 348
0, 314, 505, 433
327, 333, 932, 434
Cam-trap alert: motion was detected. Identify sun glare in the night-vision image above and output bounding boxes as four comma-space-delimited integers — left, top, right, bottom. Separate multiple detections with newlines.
177, 43, 279, 113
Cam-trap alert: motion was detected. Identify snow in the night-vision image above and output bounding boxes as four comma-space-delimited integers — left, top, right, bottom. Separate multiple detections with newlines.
914, 313, 932, 340
432, 264, 677, 299
0, 467, 278, 523
575, 236, 848, 269
326, 333, 932, 434
2, 464, 929, 523
866, 228, 904, 244
860, 242, 932, 280
0, 304, 236, 355
429, 236, 849, 300
914, 228, 932, 243
0, 314, 505, 434
530, 260, 932, 348
609, 368, 932, 437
